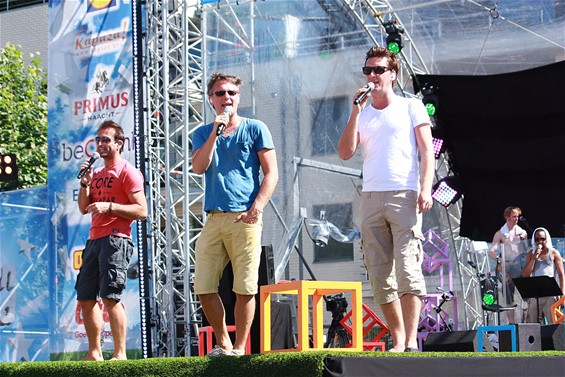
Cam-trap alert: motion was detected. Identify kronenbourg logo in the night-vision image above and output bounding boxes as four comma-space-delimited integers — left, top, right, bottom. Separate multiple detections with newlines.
87, 0, 117, 12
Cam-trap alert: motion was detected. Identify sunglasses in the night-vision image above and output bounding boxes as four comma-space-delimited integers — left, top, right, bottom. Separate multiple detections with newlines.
214, 90, 239, 97
95, 136, 113, 144
362, 66, 392, 75
535, 237, 546, 242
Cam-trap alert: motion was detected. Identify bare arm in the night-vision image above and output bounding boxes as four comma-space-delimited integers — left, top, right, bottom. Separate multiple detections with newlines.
338, 108, 361, 160
338, 86, 370, 160
78, 161, 93, 215
192, 134, 218, 174
85, 190, 147, 221
78, 184, 91, 214
522, 250, 536, 277
110, 191, 148, 221
192, 112, 230, 174
235, 148, 278, 223
414, 123, 434, 213
253, 148, 278, 212
488, 231, 503, 260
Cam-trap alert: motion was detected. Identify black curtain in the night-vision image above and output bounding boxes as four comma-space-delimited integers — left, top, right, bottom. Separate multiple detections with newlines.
416, 61, 565, 241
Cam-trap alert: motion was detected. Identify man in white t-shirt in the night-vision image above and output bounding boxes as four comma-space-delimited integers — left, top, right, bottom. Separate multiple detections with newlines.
338, 46, 434, 352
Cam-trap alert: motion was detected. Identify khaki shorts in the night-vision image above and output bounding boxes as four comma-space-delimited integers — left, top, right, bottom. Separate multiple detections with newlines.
360, 190, 426, 305
194, 211, 263, 296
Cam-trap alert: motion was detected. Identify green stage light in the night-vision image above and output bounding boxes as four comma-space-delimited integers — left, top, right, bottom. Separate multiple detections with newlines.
482, 292, 495, 306
480, 277, 498, 308
425, 102, 437, 116
383, 20, 404, 54
421, 83, 439, 117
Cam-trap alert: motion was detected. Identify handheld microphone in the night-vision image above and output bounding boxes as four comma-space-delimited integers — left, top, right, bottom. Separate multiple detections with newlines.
534, 244, 543, 260
77, 152, 100, 179
216, 106, 233, 136
353, 82, 375, 105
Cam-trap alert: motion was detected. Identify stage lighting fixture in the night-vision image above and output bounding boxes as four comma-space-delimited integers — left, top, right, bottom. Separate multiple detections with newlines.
421, 83, 439, 117
311, 211, 330, 247
383, 20, 404, 54
0, 153, 18, 182
480, 277, 497, 307
431, 128, 448, 159
431, 176, 463, 207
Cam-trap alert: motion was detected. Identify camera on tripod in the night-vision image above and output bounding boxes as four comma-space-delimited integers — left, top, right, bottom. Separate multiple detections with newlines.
325, 294, 348, 316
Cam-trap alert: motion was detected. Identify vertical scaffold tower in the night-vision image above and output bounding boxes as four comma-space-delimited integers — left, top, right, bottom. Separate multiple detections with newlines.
144, 0, 205, 357
143, 0, 482, 357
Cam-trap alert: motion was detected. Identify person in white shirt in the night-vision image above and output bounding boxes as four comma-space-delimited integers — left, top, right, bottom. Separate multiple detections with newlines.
488, 206, 528, 323
338, 46, 434, 353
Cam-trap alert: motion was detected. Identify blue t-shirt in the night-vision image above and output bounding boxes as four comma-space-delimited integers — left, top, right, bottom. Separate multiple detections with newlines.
192, 117, 275, 212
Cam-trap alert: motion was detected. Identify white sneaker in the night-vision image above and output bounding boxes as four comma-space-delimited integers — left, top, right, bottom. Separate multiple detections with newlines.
206, 345, 231, 357
230, 349, 244, 356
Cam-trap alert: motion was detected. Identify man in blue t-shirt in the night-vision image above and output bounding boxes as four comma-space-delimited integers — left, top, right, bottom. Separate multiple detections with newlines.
192, 73, 278, 356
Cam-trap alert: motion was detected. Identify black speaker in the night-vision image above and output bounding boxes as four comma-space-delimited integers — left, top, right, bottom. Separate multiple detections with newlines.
423, 330, 493, 352
499, 324, 541, 351
259, 243, 275, 286
541, 323, 565, 351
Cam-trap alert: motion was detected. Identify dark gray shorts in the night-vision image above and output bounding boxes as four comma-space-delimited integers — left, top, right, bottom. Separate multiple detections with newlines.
75, 235, 134, 302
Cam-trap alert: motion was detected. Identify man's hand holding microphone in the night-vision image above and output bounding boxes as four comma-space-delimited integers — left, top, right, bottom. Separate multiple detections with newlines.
216, 106, 233, 136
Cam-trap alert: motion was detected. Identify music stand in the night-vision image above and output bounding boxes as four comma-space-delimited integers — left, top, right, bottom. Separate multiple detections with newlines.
512, 276, 562, 324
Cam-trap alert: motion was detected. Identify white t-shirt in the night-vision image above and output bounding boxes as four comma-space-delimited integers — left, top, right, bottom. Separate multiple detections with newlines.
358, 95, 430, 192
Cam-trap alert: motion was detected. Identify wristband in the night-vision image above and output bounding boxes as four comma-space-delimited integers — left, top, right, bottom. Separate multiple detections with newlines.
80, 182, 88, 188
108, 202, 113, 213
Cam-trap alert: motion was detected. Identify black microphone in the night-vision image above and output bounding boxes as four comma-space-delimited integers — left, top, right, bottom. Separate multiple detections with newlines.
77, 152, 100, 179
353, 82, 375, 105
216, 106, 233, 136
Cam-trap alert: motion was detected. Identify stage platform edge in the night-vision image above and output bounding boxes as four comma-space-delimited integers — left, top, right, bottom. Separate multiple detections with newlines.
323, 355, 565, 377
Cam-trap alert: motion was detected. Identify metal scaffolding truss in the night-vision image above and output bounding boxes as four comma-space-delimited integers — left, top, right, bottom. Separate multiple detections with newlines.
144, 0, 204, 357
143, 0, 483, 357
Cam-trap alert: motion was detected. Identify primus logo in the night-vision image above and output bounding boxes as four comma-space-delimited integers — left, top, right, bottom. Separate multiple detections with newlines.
73, 91, 129, 116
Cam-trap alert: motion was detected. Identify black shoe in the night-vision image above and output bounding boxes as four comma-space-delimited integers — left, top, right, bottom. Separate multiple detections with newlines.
404, 347, 421, 352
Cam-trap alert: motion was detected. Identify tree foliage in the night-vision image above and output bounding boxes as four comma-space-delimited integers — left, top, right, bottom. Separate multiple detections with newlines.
0, 43, 48, 190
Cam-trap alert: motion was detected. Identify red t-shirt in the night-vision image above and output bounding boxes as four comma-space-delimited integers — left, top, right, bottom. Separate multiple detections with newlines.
88, 159, 144, 240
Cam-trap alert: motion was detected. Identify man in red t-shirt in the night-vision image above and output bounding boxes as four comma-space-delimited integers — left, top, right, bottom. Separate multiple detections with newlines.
76, 120, 147, 361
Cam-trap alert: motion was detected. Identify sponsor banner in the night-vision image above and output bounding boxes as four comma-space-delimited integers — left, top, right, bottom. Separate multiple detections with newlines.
0, 188, 50, 362
47, 0, 140, 360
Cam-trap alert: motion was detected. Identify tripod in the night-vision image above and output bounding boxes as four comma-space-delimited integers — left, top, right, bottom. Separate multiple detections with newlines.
323, 294, 351, 348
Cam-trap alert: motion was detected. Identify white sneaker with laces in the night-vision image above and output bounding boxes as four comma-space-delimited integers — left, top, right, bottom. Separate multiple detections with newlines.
206, 345, 231, 357
230, 349, 244, 356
